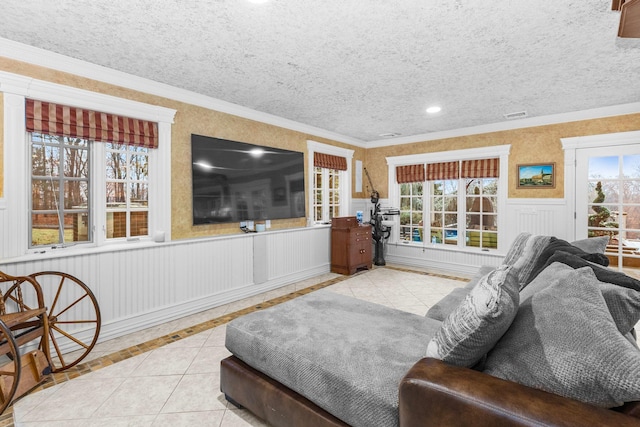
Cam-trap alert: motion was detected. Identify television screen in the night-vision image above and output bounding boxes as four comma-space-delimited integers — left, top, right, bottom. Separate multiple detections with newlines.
191, 134, 306, 225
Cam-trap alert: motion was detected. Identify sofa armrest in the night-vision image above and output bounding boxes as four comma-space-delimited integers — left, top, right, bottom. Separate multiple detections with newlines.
399, 358, 640, 427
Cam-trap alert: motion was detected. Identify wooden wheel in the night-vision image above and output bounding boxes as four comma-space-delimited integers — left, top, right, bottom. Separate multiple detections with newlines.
29, 272, 101, 372
0, 320, 20, 414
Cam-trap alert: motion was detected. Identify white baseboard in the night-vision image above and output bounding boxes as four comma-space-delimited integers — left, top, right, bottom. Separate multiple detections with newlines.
385, 254, 487, 277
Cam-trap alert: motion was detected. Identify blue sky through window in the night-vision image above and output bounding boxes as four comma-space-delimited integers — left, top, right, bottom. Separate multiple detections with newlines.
589, 155, 640, 179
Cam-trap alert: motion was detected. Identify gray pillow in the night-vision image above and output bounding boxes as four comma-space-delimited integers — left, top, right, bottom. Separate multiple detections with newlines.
484, 266, 640, 408
425, 287, 470, 321
502, 232, 553, 288
546, 250, 640, 292
599, 282, 640, 335
464, 265, 497, 290
426, 265, 519, 367
628, 330, 640, 349
520, 262, 640, 335
524, 238, 610, 288
519, 261, 567, 302
570, 235, 610, 254
426, 265, 496, 321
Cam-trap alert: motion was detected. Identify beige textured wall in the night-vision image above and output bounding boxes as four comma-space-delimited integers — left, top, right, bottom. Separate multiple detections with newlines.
0, 58, 361, 240
366, 114, 640, 199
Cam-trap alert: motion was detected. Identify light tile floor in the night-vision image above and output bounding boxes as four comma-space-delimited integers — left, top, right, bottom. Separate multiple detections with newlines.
8, 266, 468, 427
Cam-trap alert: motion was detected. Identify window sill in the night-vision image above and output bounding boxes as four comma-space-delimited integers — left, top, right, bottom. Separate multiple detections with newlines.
393, 240, 505, 257
0, 239, 159, 266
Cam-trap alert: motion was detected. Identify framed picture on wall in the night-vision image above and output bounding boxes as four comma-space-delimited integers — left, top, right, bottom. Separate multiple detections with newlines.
517, 163, 555, 188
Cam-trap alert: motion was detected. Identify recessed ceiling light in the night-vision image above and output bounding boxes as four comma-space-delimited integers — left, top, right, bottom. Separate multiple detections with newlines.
379, 132, 402, 138
426, 106, 442, 114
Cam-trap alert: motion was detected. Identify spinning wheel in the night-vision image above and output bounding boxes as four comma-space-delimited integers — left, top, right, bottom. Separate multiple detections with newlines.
29, 272, 101, 372
0, 320, 20, 415
0, 270, 101, 412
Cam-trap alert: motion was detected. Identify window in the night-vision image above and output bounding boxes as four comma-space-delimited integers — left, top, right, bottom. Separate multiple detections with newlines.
399, 182, 424, 242
427, 179, 458, 245
388, 146, 509, 251
563, 131, 640, 274
30, 133, 90, 247
1, 75, 175, 259
106, 143, 150, 239
313, 166, 341, 222
464, 177, 498, 249
29, 135, 152, 248
25, 99, 160, 249
572, 139, 640, 270
307, 141, 353, 224
399, 170, 499, 249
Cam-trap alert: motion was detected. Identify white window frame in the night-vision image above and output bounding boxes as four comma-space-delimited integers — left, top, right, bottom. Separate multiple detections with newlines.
102, 142, 151, 242
562, 130, 640, 242
307, 140, 353, 224
1, 71, 176, 258
312, 166, 340, 223
387, 145, 510, 252
28, 132, 92, 247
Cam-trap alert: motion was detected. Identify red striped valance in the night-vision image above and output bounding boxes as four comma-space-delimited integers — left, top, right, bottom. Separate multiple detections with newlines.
26, 99, 159, 148
396, 164, 425, 184
314, 152, 347, 171
461, 158, 500, 178
426, 161, 459, 180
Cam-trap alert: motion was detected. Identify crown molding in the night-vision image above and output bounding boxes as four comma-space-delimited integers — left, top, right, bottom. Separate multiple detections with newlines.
0, 38, 366, 147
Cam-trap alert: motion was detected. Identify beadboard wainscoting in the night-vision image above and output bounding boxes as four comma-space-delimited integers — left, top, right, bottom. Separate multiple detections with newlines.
505, 198, 570, 241
0, 225, 331, 351
378, 198, 571, 276
384, 242, 504, 277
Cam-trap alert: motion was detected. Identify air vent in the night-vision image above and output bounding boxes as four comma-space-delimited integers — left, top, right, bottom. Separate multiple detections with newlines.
378, 132, 402, 138
503, 111, 528, 120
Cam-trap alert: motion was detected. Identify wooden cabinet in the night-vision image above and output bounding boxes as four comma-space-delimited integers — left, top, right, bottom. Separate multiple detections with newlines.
331, 216, 372, 275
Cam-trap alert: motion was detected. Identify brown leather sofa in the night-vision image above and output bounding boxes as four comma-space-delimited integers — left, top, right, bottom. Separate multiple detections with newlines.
221, 355, 640, 427
220, 234, 640, 426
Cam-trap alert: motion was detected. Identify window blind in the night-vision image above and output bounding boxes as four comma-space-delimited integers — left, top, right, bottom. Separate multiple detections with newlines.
26, 99, 159, 148
314, 152, 347, 171
396, 164, 426, 183
426, 161, 459, 180
461, 158, 500, 178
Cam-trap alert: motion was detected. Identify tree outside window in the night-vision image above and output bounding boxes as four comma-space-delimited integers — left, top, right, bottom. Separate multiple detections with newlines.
30, 133, 89, 247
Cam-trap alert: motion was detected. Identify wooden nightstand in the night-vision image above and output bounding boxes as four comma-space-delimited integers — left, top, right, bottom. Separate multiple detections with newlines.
330, 216, 372, 275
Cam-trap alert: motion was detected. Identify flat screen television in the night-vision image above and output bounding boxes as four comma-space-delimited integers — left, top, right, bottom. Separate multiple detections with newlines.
191, 134, 306, 225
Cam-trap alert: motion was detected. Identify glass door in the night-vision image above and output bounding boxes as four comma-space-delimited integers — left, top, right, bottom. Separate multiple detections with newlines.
576, 146, 640, 273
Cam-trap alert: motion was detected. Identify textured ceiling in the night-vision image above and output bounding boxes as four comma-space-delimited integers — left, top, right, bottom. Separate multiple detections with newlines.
1, 1, 639, 143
